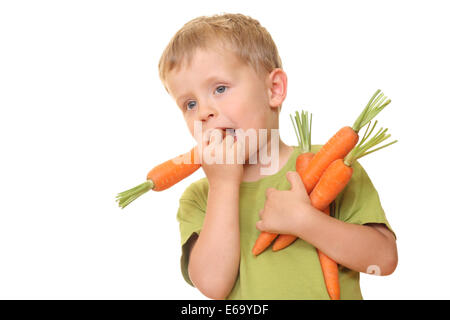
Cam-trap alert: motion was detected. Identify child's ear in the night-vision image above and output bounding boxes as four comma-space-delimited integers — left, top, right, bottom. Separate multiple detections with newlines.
267, 68, 287, 109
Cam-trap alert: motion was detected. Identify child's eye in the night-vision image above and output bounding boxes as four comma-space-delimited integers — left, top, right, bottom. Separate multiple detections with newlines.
215, 85, 227, 94
186, 100, 197, 111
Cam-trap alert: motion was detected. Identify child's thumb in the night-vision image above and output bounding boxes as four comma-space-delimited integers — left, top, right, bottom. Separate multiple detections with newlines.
286, 171, 303, 192
255, 220, 265, 231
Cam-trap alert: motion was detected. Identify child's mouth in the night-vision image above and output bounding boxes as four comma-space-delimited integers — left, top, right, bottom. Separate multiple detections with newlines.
208, 128, 237, 142
225, 128, 236, 135
224, 128, 237, 141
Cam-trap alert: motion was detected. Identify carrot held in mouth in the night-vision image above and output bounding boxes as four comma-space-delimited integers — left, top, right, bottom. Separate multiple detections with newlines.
116, 148, 201, 209
310, 120, 397, 300
116, 128, 240, 209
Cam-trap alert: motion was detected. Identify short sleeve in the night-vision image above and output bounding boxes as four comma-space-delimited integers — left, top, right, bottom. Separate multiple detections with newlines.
176, 182, 208, 286
333, 160, 396, 239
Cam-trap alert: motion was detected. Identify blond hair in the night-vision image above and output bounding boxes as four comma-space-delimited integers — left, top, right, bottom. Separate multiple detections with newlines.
158, 13, 283, 86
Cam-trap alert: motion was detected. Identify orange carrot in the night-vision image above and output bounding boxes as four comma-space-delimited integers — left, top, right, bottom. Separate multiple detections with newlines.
316, 207, 340, 299
309, 121, 397, 300
302, 126, 358, 194
317, 250, 340, 300
297, 152, 315, 179
116, 148, 201, 208
302, 89, 391, 194
252, 232, 278, 256
147, 148, 200, 191
310, 159, 353, 211
315, 206, 339, 300
310, 121, 397, 211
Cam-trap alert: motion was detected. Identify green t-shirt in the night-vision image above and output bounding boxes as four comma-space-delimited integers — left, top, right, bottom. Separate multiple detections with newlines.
176, 145, 395, 300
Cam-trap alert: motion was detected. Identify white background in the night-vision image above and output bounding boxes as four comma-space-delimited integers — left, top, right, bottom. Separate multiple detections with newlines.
1, 0, 449, 299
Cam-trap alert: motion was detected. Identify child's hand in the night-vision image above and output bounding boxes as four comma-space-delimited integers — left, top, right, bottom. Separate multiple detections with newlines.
195, 129, 245, 186
256, 171, 313, 236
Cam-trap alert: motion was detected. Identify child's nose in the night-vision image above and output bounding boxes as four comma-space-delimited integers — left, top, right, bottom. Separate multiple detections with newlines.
197, 103, 218, 122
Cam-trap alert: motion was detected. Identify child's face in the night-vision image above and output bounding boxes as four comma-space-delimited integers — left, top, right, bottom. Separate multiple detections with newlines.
165, 46, 281, 150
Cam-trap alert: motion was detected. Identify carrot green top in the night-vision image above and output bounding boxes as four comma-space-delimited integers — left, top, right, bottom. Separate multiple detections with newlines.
176, 145, 395, 300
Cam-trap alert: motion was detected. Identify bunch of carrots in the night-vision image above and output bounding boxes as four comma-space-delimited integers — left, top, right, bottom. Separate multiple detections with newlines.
252, 89, 396, 300
116, 89, 397, 301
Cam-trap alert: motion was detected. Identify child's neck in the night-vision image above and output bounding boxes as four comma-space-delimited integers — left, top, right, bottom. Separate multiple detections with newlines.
242, 140, 293, 183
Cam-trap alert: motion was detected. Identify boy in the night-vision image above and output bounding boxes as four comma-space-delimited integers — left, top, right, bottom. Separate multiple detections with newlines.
158, 13, 397, 300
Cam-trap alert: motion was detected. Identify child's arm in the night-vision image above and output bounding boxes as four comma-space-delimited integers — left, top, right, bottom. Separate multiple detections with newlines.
256, 171, 398, 276
187, 136, 244, 300
188, 180, 241, 300
292, 210, 397, 275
